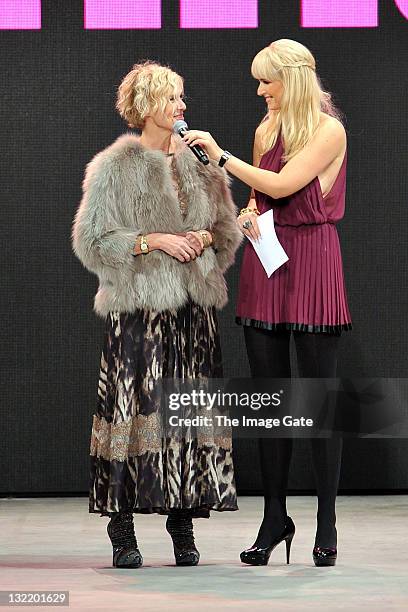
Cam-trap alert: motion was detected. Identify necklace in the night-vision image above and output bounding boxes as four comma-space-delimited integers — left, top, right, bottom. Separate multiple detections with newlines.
168, 157, 188, 217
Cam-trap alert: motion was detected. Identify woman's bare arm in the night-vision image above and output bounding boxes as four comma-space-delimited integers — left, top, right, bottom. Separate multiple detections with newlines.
184, 117, 346, 200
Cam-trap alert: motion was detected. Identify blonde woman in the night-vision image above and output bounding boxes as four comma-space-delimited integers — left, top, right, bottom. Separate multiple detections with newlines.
72, 61, 241, 568
184, 39, 352, 567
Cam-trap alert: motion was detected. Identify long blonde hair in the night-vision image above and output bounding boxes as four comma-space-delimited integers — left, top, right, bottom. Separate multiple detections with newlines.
251, 39, 341, 161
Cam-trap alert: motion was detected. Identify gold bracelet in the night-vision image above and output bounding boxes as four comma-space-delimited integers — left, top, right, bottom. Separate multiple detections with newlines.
238, 207, 260, 217
199, 230, 211, 248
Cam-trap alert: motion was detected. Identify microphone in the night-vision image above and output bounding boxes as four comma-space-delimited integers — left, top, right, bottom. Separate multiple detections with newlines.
173, 120, 209, 165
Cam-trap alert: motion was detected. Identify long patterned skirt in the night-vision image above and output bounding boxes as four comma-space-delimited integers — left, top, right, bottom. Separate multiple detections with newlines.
89, 302, 238, 517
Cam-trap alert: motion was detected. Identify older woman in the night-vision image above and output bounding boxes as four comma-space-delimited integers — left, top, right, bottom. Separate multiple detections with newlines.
183, 39, 352, 567
72, 61, 241, 568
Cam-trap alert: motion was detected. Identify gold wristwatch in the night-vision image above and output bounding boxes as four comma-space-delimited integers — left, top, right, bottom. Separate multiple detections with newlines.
140, 235, 149, 254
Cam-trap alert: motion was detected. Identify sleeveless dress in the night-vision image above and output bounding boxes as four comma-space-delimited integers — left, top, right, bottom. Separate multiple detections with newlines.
236, 137, 352, 333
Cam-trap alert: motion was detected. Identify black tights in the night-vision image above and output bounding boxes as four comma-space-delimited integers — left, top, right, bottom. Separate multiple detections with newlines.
244, 326, 343, 549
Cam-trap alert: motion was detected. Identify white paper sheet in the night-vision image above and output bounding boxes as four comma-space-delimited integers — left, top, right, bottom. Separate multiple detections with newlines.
247, 209, 289, 277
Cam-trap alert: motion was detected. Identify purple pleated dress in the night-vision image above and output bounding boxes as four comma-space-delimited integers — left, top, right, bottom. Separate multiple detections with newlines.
236, 137, 352, 333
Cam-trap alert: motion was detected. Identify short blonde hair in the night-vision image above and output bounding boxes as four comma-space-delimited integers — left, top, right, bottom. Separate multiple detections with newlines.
116, 61, 183, 129
252, 39, 341, 160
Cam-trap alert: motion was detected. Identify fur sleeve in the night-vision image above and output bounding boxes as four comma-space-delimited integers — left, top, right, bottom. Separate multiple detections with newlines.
210, 169, 243, 273
72, 149, 140, 274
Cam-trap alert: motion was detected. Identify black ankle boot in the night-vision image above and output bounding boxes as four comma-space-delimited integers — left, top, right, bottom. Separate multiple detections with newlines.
166, 510, 200, 566
107, 512, 143, 568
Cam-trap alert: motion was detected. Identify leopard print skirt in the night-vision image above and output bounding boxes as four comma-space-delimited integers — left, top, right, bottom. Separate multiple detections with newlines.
89, 302, 238, 517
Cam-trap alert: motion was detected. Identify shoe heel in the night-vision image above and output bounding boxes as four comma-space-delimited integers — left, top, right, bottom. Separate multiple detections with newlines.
285, 533, 294, 564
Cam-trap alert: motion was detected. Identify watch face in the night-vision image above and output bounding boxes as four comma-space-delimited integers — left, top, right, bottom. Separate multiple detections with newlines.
219, 151, 231, 167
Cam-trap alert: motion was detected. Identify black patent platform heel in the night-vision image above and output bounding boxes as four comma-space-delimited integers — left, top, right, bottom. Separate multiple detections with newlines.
240, 516, 296, 566
313, 546, 337, 566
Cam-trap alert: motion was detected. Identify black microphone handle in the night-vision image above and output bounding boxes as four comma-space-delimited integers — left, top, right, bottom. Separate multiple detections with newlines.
178, 127, 210, 165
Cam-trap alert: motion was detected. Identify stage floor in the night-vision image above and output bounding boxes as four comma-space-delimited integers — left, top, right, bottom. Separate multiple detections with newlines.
0, 495, 407, 611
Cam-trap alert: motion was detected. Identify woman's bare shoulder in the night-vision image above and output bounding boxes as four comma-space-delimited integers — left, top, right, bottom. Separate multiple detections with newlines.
310, 114, 346, 165
319, 113, 346, 140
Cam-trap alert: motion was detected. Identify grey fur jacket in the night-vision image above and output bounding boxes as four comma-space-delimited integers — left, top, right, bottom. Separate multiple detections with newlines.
72, 134, 242, 317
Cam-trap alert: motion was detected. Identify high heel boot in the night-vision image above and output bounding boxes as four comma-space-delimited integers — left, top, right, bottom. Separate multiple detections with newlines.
240, 516, 296, 566
165, 509, 200, 566
107, 512, 143, 568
